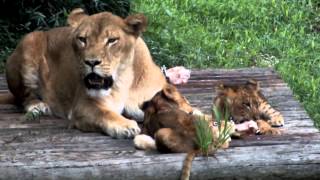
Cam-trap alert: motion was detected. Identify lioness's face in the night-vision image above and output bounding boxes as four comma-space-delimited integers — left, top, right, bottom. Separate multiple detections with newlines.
68, 9, 147, 90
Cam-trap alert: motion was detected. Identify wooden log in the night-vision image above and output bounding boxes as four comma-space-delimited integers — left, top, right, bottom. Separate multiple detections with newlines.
0, 141, 320, 180
0, 68, 319, 180
0, 114, 68, 129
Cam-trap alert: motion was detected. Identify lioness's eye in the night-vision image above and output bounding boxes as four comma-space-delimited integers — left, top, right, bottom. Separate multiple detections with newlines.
77, 36, 87, 45
106, 37, 119, 45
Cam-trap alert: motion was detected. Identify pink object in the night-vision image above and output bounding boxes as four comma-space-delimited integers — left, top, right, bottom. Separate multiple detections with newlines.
166, 66, 191, 84
235, 120, 259, 134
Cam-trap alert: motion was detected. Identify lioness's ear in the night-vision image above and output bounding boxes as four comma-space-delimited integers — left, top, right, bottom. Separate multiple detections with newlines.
124, 14, 147, 36
68, 8, 88, 28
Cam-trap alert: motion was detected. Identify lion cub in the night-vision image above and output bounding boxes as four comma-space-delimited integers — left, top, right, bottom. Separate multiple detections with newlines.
134, 84, 232, 152
134, 83, 234, 180
214, 80, 284, 135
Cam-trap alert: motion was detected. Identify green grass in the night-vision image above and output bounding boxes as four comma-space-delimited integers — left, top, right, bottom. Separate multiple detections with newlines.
195, 106, 233, 155
132, 0, 320, 128
213, 106, 233, 148
195, 117, 213, 155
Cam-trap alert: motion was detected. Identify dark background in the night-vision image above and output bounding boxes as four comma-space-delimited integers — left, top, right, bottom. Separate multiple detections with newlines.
0, 0, 131, 50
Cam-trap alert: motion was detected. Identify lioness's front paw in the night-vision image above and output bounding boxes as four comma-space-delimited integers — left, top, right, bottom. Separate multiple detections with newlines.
26, 102, 51, 115
25, 102, 51, 121
268, 115, 284, 127
105, 118, 141, 139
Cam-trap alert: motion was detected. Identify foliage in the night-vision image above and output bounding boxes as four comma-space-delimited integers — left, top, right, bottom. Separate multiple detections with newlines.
195, 117, 213, 156
213, 106, 233, 149
133, 0, 320, 127
24, 108, 44, 122
195, 106, 232, 155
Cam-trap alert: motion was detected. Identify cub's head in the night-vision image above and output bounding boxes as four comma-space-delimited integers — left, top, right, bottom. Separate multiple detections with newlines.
214, 80, 264, 124
68, 8, 147, 90
141, 84, 193, 115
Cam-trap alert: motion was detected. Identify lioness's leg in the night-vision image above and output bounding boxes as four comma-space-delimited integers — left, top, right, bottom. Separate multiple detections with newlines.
101, 112, 140, 138
6, 31, 51, 117
72, 106, 140, 138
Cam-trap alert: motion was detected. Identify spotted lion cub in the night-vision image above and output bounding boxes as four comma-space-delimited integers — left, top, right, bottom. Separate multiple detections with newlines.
214, 80, 284, 135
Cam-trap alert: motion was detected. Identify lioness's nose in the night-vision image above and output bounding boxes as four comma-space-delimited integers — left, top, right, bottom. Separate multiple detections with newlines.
84, 59, 101, 67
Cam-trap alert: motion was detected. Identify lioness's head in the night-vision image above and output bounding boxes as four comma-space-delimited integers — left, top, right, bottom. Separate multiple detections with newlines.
68, 8, 147, 90
214, 80, 263, 124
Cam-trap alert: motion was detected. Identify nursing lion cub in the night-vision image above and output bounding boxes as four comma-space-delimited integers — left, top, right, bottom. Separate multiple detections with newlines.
134, 83, 234, 180
2, 9, 168, 138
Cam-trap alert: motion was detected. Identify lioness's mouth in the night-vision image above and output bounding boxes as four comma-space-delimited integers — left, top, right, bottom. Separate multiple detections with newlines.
84, 73, 114, 90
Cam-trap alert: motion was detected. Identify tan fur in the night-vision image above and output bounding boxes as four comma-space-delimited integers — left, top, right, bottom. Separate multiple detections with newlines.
180, 150, 198, 180
4, 9, 167, 138
214, 80, 284, 135
0, 92, 15, 104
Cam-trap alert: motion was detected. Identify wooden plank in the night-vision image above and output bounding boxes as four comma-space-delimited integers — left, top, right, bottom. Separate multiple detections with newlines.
190, 67, 277, 74
0, 128, 318, 152
0, 142, 319, 180
0, 68, 319, 180
0, 114, 68, 129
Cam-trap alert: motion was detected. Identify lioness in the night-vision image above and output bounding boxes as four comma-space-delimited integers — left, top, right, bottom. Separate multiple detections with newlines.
2, 9, 168, 138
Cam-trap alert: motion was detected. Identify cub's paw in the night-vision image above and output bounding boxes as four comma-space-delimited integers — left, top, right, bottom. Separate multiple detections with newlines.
257, 120, 281, 135
104, 118, 141, 139
268, 115, 284, 127
258, 127, 282, 135
25, 102, 51, 121
134, 134, 156, 150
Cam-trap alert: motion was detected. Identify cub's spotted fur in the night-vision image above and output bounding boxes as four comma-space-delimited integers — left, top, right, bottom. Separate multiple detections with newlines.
214, 80, 284, 135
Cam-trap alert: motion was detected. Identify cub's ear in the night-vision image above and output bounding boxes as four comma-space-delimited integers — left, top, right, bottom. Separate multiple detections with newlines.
246, 79, 259, 91
124, 14, 147, 36
68, 8, 88, 28
162, 84, 180, 101
215, 81, 225, 93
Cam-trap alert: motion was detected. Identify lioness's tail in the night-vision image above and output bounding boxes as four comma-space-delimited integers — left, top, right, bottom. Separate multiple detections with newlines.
180, 151, 197, 180
133, 134, 157, 150
0, 92, 15, 104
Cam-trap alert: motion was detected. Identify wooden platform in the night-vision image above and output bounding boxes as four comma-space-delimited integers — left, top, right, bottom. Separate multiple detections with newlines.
0, 68, 319, 180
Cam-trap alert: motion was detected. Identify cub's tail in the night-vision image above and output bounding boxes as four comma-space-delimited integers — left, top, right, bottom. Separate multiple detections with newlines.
133, 134, 156, 150
180, 151, 197, 180
0, 92, 15, 104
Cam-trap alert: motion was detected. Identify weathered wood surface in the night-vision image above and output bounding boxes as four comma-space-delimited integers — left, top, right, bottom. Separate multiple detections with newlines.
0, 68, 319, 180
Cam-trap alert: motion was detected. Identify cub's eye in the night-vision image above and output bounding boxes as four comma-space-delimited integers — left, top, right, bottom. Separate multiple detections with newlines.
243, 102, 251, 108
106, 37, 119, 45
77, 36, 87, 45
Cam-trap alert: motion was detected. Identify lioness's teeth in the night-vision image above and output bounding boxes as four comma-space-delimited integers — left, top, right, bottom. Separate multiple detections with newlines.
88, 79, 102, 85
